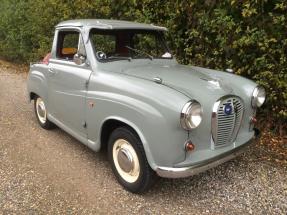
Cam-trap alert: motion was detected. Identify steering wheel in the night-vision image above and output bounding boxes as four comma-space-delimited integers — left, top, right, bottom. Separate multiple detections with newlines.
96, 51, 107, 60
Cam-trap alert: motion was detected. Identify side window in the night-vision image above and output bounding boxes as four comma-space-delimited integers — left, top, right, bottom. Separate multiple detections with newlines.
56, 31, 80, 60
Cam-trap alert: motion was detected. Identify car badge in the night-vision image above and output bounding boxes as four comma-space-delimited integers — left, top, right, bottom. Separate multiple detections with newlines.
224, 103, 233, 115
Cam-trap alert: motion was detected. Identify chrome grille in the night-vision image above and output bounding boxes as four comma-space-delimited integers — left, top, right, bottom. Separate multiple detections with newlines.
211, 96, 244, 147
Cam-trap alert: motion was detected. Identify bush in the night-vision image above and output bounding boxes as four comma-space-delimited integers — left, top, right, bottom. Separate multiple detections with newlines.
0, 0, 286, 128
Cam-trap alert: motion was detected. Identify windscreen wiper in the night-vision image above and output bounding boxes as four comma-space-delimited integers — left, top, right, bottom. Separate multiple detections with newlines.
125, 46, 153, 60
108, 56, 132, 62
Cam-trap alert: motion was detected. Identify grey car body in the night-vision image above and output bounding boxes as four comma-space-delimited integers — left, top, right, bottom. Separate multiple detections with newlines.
27, 19, 264, 191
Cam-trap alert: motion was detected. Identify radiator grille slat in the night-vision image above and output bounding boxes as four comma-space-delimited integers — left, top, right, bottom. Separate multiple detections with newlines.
211, 96, 244, 148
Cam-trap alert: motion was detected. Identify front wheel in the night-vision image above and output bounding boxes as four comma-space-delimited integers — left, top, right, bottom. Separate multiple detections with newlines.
108, 127, 157, 193
34, 96, 55, 129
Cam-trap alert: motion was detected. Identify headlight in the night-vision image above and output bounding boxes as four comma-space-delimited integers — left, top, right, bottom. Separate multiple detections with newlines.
251, 86, 266, 108
180, 100, 203, 130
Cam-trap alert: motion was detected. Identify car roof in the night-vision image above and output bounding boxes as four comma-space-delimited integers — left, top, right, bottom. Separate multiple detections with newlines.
56, 19, 167, 31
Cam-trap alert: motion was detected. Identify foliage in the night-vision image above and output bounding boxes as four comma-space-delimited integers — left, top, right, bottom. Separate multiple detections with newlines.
0, 0, 286, 127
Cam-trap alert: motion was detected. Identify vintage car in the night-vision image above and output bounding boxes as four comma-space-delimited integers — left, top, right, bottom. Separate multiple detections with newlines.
27, 19, 265, 193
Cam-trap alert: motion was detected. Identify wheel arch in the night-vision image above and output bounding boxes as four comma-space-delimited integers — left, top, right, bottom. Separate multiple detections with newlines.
29, 92, 38, 101
99, 117, 157, 170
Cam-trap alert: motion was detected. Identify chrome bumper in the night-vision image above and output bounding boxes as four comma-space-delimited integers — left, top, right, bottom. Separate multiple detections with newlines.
156, 138, 253, 178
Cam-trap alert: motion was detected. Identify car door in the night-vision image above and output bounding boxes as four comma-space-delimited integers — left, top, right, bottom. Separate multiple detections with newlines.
48, 29, 91, 138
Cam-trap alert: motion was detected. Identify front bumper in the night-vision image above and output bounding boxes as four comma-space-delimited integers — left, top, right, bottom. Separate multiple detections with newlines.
156, 137, 254, 178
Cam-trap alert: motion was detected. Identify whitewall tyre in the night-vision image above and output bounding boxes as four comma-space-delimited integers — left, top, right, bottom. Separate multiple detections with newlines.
108, 127, 158, 193
34, 96, 55, 129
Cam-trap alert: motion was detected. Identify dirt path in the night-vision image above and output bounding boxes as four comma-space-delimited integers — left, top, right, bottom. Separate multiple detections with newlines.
0, 66, 286, 214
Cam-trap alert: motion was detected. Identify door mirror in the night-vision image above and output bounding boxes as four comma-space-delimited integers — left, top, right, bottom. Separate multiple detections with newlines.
73, 53, 86, 65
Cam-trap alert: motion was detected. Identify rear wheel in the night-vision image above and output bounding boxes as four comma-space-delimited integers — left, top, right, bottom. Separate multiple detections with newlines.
108, 127, 157, 193
34, 96, 55, 129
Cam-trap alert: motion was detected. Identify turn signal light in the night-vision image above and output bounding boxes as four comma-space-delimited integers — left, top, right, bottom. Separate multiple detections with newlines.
185, 140, 195, 152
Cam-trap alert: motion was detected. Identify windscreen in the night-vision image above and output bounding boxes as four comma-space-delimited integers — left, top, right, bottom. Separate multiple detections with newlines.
90, 29, 172, 61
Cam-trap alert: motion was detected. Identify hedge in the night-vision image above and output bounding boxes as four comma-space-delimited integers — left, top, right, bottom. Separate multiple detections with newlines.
0, 0, 286, 129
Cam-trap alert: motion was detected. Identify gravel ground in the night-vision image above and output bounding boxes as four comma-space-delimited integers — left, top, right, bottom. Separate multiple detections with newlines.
0, 66, 286, 214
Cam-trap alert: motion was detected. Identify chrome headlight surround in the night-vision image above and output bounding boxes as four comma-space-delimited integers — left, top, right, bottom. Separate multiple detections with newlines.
251, 86, 266, 108
180, 100, 203, 130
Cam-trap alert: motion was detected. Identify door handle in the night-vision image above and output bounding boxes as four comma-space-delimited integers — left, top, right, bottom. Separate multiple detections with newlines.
48, 68, 57, 75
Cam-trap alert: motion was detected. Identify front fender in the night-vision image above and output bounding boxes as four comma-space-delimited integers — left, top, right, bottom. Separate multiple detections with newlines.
86, 71, 190, 170
99, 115, 157, 169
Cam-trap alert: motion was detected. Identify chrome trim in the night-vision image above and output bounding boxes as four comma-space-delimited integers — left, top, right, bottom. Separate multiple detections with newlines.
117, 148, 134, 173
180, 100, 202, 130
211, 95, 244, 148
153, 77, 163, 84
225, 68, 234, 73
251, 86, 266, 108
156, 138, 253, 178
251, 86, 259, 108
211, 100, 221, 148
73, 53, 86, 65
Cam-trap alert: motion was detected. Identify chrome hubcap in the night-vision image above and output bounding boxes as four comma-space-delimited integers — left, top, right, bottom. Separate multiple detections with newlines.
113, 139, 140, 183
117, 148, 134, 173
36, 98, 47, 124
